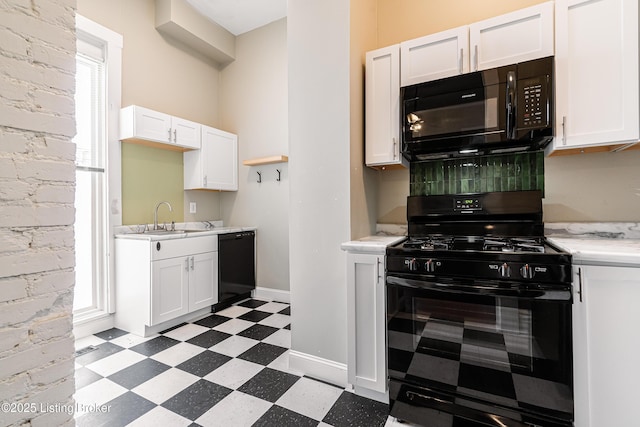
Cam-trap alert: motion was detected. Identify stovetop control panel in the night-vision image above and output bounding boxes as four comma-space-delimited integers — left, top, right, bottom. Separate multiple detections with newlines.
453, 196, 482, 212
388, 255, 572, 285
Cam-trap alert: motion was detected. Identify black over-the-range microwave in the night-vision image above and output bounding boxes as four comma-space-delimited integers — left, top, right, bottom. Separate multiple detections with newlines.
401, 56, 554, 160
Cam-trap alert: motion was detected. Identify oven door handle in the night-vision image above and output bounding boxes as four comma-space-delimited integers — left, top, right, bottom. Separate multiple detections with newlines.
387, 275, 571, 301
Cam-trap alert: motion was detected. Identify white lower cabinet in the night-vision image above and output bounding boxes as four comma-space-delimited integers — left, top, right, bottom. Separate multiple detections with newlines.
572, 263, 640, 426
346, 252, 387, 402
151, 256, 189, 325
115, 235, 218, 336
151, 250, 217, 325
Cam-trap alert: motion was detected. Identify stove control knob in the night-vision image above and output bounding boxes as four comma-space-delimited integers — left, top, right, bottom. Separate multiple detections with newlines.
498, 263, 511, 278
520, 264, 534, 279
405, 258, 418, 271
425, 259, 436, 273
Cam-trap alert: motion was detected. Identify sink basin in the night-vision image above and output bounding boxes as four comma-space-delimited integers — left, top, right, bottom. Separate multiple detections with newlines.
143, 230, 187, 235
140, 229, 211, 235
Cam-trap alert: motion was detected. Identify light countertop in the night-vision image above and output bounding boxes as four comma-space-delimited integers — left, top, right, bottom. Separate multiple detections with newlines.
115, 226, 256, 241
548, 237, 640, 267
341, 235, 406, 254
546, 222, 640, 267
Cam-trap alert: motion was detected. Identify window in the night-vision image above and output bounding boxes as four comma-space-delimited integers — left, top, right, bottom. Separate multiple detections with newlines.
73, 16, 122, 324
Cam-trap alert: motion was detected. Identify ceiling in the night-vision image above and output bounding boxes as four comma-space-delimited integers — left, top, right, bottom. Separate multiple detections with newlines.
186, 0, 287, 36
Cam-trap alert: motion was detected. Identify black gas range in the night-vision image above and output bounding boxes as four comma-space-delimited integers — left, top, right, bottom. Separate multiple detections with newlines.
387, 190, 571, 285
386, 191, 574, 427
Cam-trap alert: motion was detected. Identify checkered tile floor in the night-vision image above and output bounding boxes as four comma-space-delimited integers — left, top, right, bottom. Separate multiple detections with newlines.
74, 299, 392, 427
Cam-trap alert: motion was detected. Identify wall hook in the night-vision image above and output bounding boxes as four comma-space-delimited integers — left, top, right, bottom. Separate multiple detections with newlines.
257, 171, 262, 183
276, 169, 281, 182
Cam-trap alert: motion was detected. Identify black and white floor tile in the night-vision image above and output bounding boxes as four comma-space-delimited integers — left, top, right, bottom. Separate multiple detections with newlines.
74, 299, 395, 427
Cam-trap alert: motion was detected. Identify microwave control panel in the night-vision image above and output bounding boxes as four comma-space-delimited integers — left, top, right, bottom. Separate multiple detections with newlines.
518, 76, 549, 129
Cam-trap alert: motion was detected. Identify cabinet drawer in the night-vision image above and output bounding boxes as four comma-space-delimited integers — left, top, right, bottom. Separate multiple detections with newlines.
151, 235, 218, 261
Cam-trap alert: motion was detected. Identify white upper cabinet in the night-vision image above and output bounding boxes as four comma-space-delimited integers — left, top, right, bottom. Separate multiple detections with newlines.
184, 125, 238, 191
171, 116, 201, 150
365, 45, 407, 169
398, 2, 554, 87
550, 0, 639, 154
400, 26, 469, 86
120, 105, 201, 150
469, 2, 554, 72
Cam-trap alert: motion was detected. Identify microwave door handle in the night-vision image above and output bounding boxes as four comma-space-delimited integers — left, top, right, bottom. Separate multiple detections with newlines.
506, 71, 516, 139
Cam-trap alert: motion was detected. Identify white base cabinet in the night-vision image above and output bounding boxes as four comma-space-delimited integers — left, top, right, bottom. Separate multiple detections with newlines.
115, 235, 218, 336
346, 252, 388, 402
572, 263, 640, 426
151, 256, 189, 325
120, 105, 201, 150
184, 125, 238, 191
550, 0, 639, 154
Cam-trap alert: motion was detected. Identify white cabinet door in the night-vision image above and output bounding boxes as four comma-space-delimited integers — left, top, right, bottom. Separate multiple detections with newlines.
400, 26, 469, 86
469, 1, 554, 71
151, 257, 189, 325
120, 105, 201, 150
183, 126, 238, 191
365, 45, 406, 169
121, 105, 172, 144
171, 117, 201, 150
189, 251, 218, 312
201, 126, 238, 191
346, 253, 386, 396
551, 0, 639, 153
573, 264, 640, 427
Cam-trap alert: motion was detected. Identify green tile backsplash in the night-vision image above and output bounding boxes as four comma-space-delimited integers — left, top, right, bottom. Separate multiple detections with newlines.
409, 152, 544, 196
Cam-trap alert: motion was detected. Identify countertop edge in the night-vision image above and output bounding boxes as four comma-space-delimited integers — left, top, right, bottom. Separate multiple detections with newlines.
547, 237, 640, 267
115, 226, 257, 241
341, 235, 406, 254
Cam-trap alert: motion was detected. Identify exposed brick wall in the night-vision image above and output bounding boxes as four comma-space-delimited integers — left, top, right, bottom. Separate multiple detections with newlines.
0, 1, 77, 426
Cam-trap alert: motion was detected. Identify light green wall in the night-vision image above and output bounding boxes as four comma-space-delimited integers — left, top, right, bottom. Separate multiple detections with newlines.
121, 143, 184, 225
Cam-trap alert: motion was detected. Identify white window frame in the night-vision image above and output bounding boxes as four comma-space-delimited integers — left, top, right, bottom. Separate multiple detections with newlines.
74, 15, 122, 328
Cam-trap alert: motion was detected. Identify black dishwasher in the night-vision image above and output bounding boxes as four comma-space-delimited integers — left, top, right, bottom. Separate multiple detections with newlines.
216, 231, 255, 310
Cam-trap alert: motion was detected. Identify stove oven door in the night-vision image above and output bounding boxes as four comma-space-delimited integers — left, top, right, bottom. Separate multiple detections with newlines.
386, 274, 573, 427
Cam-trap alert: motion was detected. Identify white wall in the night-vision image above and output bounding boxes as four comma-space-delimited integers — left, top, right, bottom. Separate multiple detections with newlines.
288, 0, 352, 373
0, 1, 76, 424
219, 19, 290, 293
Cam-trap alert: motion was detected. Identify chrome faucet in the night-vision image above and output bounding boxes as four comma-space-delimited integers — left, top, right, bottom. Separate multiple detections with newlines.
154, 201, 173, 230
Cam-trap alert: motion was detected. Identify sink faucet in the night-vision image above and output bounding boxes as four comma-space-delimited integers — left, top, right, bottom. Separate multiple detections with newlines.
154, 201, 173, 230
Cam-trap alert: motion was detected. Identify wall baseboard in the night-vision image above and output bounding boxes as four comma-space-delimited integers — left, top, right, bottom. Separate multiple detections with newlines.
289, 350, 347, 388
253, 286, 290, 303
73, 314, 115, 340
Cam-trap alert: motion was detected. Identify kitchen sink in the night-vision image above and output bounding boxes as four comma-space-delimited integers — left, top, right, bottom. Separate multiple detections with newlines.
139, 229, 211, 235
143, 230, 187, 235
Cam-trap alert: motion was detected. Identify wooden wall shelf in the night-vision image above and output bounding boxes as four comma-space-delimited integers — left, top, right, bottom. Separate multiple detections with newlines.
242, 155, 288, 166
